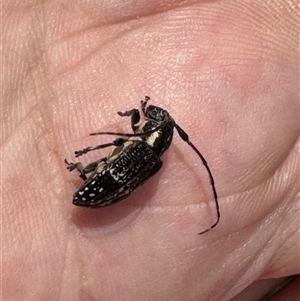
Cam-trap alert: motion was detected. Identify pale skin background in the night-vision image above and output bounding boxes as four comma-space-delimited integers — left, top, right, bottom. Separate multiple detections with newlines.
2, 0, 299, 300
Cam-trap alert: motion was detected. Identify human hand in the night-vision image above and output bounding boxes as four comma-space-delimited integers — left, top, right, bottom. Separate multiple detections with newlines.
3, 1, 298, 300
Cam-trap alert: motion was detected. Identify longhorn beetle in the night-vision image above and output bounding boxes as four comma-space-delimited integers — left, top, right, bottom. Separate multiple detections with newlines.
65, 96, 220, 234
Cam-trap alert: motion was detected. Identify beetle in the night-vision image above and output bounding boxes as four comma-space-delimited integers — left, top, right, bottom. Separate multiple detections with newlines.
65, 96, 220, 234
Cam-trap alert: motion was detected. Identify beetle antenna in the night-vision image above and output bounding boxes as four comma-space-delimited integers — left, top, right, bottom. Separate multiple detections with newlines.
174, 124, 220, 235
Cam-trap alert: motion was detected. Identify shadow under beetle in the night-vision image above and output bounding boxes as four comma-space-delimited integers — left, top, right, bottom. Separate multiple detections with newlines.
65, 96, 220, 234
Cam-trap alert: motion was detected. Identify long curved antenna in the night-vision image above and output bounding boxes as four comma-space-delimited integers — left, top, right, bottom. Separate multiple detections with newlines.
174, 124, 220, 235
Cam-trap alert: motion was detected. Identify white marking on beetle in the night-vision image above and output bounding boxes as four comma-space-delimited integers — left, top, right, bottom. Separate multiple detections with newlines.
110, 169, 125, 181
145, 131, 159, 147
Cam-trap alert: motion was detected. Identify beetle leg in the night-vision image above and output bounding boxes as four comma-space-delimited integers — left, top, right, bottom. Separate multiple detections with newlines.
64, 160, 87, 180
118, 108, 140, 132
65, 158, 107, 180
141, 96, 150, 115
74, 138, 126, 157
90, 97, 167, 137
81, 158, 107, 174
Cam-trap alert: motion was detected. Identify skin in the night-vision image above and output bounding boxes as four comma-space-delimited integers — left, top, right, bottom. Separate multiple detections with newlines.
2, 0, 299, 300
